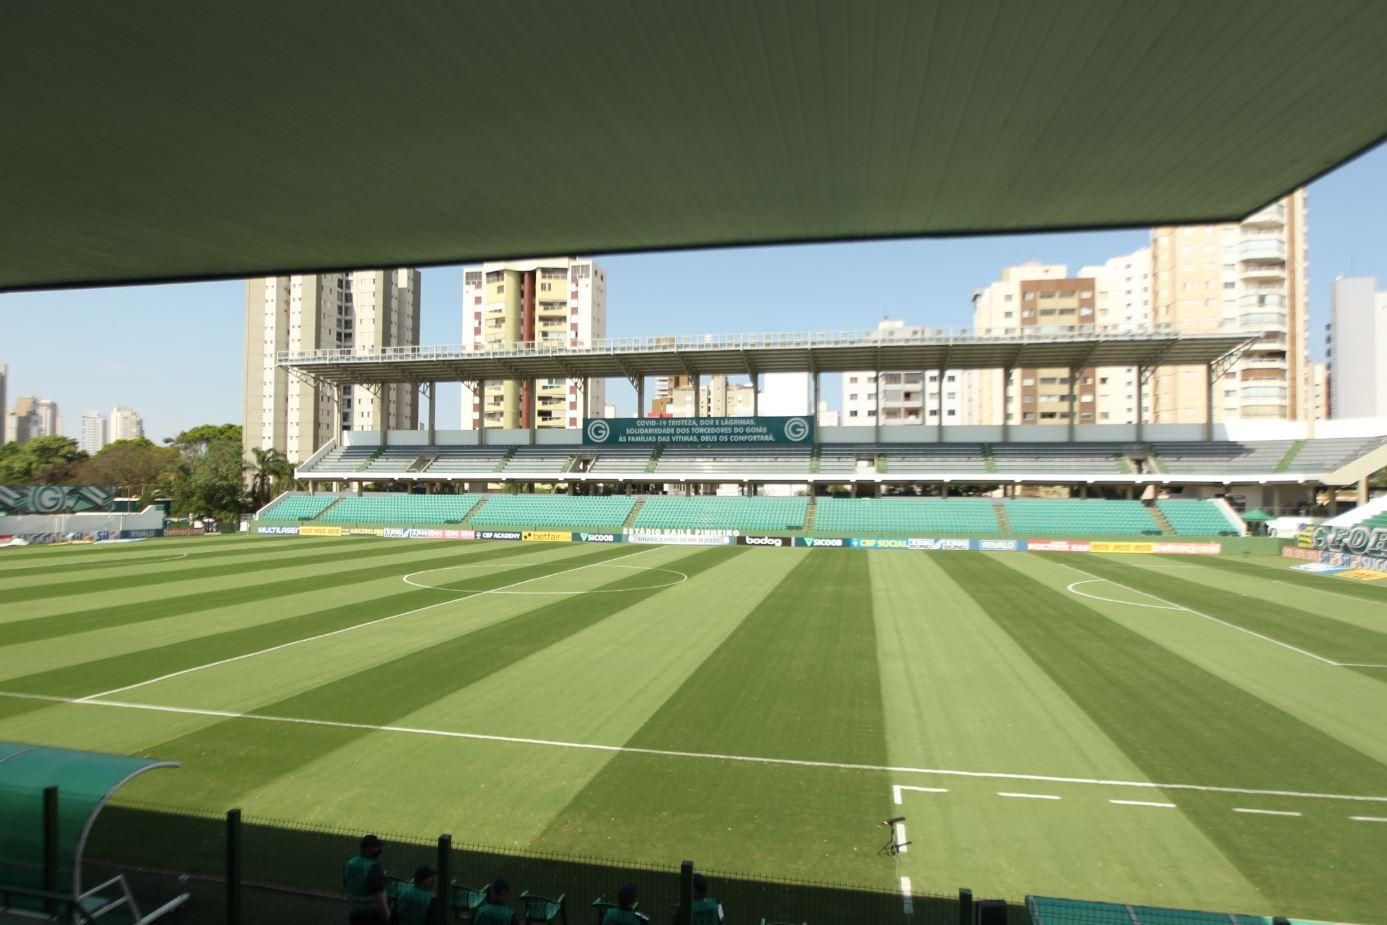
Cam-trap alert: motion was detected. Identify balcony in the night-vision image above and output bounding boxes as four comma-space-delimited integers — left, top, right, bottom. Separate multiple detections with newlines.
1242, 202, 1286, 227
1241, 264, 1286, 283
1237, 293, 1284, 311
1239, 310, 1287, 330
1238, 239, 1286, 261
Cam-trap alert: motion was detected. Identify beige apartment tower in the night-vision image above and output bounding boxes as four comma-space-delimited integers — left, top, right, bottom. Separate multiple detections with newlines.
460, 258, 606, 430
244, 269, 420, 464
1149, 191, 1308, 421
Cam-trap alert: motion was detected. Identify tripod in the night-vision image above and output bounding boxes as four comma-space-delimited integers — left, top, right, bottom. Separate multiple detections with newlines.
878, 816, 911, 856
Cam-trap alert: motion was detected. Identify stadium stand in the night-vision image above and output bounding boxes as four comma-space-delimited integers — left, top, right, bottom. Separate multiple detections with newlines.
1147, 441, 1294, 474
654, 446, 813, 475
990, 443, 1128, 474
1156, 500, 1241, 535
1277, 435, 1387, 472
503, 447, 576, 475
1002, 499, 1161, 535
879, 444, 988, 474
417, 447, 511, 474
319, 494, 482, 524
303, 445, 377, 474
815, 498, 1001, 533
583, 447, 656, 475
259, 495, 341, 521
815, 445, 881, 476
469, 495, 636, 530
633, 496, 808, 531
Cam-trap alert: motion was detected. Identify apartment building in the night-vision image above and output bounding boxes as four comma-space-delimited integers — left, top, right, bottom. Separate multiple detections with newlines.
1077, 247, 1150, 424
460, 258, 606, 430
244, 268, 420, 464
1149, 191, 1308, 421
110, 405, 144, 442
1329, 275, 1387, 419
843, 321, 965, 426
80, 411, 108, 454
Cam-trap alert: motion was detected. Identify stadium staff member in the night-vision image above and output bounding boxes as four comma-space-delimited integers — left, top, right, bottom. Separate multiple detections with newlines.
392, 865, 442, 925
602, 883, 648, 924
672, 874, 725, 924
473, 878, 521, 925
344, 834, 389, 925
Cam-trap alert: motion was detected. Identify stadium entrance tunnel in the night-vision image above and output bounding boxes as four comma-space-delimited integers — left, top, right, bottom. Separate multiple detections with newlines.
0, 740, 189, 922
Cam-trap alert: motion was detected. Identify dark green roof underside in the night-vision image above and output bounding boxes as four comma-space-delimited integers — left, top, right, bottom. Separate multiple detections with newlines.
3, 0, 1387, 292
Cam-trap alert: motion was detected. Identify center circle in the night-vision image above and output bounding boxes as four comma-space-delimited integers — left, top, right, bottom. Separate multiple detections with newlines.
403, 562, 688, 595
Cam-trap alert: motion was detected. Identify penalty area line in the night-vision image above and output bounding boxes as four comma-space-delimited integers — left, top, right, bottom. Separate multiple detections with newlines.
4, 690, 1386, 805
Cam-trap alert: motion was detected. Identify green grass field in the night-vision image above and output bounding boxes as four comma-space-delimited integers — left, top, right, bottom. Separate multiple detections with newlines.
1, 536, 1384, 921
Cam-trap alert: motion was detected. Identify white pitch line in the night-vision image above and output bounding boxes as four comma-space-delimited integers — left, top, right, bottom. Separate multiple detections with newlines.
893, 821, 908, 853
899, 877, 913, 916
1349, 816, 1387, 823
1066, 580, 1185, 611
403, 562, 688, 595
1054, 560, 1344, 667
893, 784, 948, 804
1272, 579, 1387, 603
1233, 808, 1301, 817
1109, 800, 1176, 808
998, 792, 1061, 801
77, 547, 656, 702
4, 689, 1387, 804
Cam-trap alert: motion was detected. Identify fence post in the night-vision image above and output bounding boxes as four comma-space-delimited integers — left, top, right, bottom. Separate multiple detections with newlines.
437, 834, 452, 921
958, 888, 973, 925
677, 859, 693, 925
42, 787, 58, 917
226, 809, 242, 925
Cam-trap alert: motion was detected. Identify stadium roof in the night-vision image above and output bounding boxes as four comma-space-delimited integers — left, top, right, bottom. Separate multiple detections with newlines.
4, 2, 1387, 292
281, 329, 1256, 386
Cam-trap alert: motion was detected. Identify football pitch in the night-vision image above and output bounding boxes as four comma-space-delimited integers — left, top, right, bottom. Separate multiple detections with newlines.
1, 536, 1384, 921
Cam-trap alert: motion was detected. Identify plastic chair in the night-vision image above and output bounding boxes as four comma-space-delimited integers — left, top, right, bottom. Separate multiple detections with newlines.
451, 881, 487, 921
591, 897, 641, 923
521, 890, 567, 924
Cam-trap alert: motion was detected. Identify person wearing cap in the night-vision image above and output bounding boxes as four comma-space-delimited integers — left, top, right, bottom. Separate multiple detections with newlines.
391, 865, 441, 925
473, 878, 520, 925
344, 835, 389, 924
602, 883, 648, 924
672, 874, 724, 924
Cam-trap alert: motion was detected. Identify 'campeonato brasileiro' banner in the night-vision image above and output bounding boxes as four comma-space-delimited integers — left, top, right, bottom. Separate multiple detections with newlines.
583, 416, 812, 445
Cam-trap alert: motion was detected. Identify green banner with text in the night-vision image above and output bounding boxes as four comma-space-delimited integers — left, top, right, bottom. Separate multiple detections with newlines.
583, 416, 813, 445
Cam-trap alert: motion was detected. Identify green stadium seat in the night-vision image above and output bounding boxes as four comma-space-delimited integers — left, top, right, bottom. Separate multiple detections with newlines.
258, 495, 339, 521
1156, 500, 1241, 536
470, 495, 635, 530
1003, 500, 1161, 535
452, 882, 488, 920
633, 497, 807, 532
814, 498, 999, 534
520, 890, 567, 924
320, 494, 483, 525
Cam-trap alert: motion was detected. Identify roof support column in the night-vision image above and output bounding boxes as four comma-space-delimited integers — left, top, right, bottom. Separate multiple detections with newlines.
478, 380, 487, 446
636, 377, 645, 419
1067, 367, 1078, 442
695, 374, 702, 418
1134, 366, 1144, 442
1205, 361, 1216, 441
529, 378, 537, 446
873, 370, 881, 442
427, 382, 436, 445
1001, 367, 1012, 442
811, 372, 820, 448
752, 373, 760, 416
936, 371, 945, 439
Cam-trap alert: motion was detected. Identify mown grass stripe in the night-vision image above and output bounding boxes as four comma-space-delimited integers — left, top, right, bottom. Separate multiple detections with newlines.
0, 541, 538, 648
0, 537, 464, 605
536, 551, 891, 883
1180, 554, 1387, 604
1063, 554, 1387, 673
122, 546, 741, 805
938, 553, 1385, 920
0, 537, 364, 578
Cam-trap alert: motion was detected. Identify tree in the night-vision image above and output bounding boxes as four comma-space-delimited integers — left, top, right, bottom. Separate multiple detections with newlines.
247, 447, 294, 510
167, 439, 248, 521
0, 436, 88, 484
167, 424, 242, 452
75, 438, 177, 499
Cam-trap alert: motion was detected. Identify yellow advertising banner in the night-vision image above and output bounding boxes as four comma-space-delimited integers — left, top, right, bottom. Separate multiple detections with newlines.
1089, 541, 1154, 554
345, 527, 384, 537
300, 525, 342, 537
523, 530, 573, 543
1338, 569, 1387, 582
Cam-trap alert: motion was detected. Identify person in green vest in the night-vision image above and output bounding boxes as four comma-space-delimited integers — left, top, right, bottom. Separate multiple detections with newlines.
602, 883, 648, 924
473, 878, 520, 925
343, 834, 389, 925
672, 874, 724, 924
391, 865, 441, 925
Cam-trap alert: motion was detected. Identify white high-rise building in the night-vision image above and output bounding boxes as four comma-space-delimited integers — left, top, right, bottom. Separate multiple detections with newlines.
1076, 247, 1151, 424
1329, 276, 1387, 419
244, 268, 420, 464
759, 373, 812, 416
34, 398, 58, 438
460, 258, 606, 429
844, 321, 965, 426
80, 411, 108, 454
0, 364, 7, 444
109, 405, 144, 442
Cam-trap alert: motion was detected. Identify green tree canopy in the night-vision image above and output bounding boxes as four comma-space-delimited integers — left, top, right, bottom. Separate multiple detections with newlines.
76, 438, 177, 498
0, 436, 88, 484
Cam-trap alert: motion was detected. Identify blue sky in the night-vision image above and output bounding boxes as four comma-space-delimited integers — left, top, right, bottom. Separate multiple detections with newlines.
3, 144, 1385, 442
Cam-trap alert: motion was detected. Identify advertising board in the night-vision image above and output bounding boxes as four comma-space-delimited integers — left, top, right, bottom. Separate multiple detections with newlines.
344, 527, 385, 537
257, 525, 300, 536
1027, 540, 1092, 553
974, 539, 1026, 551
523, 530, 574, 543
1281, 546, 1322, 562
299, 525, 342, 537
907, 538, 970, 551
584, 416, 812, 446
477, 530, 523, 541
737, 535, 789, 548
627, 532, 731, 546
794, 537, 846, 548
577, 532, 623, 543
1339, 569, 1387, 582
1150, 542, 1221, 555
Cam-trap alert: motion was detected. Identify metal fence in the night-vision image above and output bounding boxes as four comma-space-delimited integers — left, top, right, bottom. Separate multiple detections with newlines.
82, 801, 1024, 925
